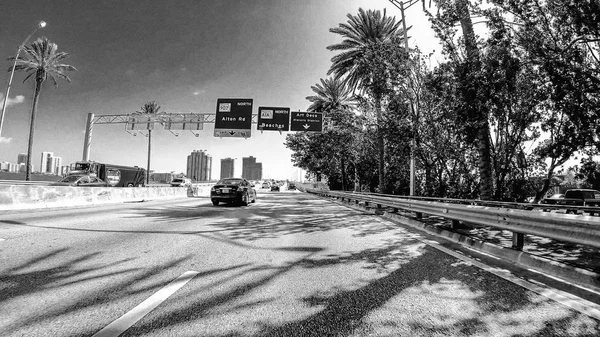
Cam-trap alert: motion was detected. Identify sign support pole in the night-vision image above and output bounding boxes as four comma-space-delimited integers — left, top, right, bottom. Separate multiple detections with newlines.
82, 112, 94, 161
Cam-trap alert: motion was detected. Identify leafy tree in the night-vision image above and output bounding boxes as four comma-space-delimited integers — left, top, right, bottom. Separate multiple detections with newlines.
327, 8, 407, 192
137, 101, 161, 185
286, 77, 363, 190
574, 158, 600, 190
489, 0, 600, 201
8, 37, 76, 181
425, 0, 494, 199
478, 8, 543, 201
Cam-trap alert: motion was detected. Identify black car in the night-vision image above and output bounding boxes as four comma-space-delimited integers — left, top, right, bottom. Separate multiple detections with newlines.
210, 178, 257, 206
271, 184, 280, 191
287, 183, 296, 190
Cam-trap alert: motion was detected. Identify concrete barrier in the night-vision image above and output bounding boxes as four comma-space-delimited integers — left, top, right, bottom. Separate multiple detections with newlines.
187, 183, 213, 198
0, 184, 203, 211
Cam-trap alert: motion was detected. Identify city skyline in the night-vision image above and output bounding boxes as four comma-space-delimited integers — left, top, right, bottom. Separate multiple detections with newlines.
1, 148, 294, 181
0, 1, 439, 180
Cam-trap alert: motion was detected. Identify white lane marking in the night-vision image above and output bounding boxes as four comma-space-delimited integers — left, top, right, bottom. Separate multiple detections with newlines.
333, 200, 600, 319
92, 270, 199, 337
420, 237, 600, 320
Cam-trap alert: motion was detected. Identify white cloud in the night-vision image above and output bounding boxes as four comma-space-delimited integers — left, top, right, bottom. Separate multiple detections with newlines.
0, 136, 13, 144
193, 90, 206, 96
0, 94, 25, 108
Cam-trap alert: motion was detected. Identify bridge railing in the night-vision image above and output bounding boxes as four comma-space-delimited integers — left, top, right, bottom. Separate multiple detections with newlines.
307, 190, 600, 250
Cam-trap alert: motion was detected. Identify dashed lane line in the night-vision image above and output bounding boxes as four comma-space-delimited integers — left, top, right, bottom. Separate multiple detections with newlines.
92, 270, 199, 337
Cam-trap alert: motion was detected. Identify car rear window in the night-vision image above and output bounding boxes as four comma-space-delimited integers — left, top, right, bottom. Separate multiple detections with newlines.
218, 179, 242, 184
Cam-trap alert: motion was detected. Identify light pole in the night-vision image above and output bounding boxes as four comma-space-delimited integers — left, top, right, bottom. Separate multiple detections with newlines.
0, 21, 46, 139
389, 0, 419, 196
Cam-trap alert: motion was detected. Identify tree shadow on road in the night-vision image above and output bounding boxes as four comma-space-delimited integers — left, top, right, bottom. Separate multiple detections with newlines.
121, 192, 397, 242
0, 248, 250, 336
111, 242, 599, 337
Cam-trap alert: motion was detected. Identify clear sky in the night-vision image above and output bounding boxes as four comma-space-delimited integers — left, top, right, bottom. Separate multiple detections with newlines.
0, 0, 439, 180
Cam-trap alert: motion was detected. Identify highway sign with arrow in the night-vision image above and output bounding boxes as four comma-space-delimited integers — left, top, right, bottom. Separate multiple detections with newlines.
214, 98, 253, 138
290, 111, 323, 132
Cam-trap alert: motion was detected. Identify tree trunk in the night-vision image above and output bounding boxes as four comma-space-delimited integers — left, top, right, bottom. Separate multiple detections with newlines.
146, 129, 152, 185
341, 156, 346, 191
456, 0, 493, 200
375, 95, 385, 193
25, 79, 43, 181
354, 164, 360, 192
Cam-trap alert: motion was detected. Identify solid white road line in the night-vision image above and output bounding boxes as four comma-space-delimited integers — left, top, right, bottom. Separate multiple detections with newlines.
92, 270, 200, 337
336, 200, 600, 319
420, 238, 600, 320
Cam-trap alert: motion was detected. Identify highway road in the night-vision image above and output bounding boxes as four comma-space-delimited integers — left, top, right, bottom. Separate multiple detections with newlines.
1, 189, 599, 337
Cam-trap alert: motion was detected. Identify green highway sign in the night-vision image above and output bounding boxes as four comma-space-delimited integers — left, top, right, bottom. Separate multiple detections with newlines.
214, 98, 253, 138
258, 107, 290, 131
290, 111, 323, 132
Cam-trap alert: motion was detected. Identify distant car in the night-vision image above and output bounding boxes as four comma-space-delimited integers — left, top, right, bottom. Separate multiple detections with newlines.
546, 193, 565, 200
262, 182, 271, 189
170, 178, 192, 187
211, 178, 257, 206
288, 183, 296, 190
50, 175, 108, 187
271, 184, 280, 191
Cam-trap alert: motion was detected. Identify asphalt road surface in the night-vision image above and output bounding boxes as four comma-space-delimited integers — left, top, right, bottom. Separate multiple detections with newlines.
1, 189, 599, 337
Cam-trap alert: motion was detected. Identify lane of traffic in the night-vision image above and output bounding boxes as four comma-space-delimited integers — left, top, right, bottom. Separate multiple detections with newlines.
1, 192, 598, 336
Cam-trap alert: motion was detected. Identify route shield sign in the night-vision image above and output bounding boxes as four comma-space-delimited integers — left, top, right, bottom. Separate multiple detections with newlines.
290, 111, 323, 132
258, 107, 290, 131
214, 98, 253, 138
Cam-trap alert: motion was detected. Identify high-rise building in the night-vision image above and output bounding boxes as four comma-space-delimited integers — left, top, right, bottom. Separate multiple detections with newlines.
17, 153, 27, 165
220, 158, 235, 179
187, 150, 212, 181
40, 152, 53, 174
255, 162, 262, 181
52, 156, 62, 175
242, 156, 262, 181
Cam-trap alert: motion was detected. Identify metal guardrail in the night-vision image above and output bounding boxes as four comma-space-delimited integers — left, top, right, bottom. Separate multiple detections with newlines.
308, 190, 600, 250
346, 191, 600, 214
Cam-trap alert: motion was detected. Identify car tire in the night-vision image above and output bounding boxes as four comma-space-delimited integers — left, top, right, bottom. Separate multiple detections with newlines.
212, 199, 219, 206
240, 192, 249, 206
127, 183, 134, 187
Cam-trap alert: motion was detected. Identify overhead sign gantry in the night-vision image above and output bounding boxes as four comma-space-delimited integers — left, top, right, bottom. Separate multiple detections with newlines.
81, 98, 325, 161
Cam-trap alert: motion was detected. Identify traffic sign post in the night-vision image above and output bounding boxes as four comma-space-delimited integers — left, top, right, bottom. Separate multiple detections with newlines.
290, 111, 323, 132
214, 98, 253, 138
258, 107, 290, 133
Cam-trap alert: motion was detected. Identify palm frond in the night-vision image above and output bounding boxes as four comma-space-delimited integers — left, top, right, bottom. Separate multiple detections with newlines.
327, 8, 405, 91
138, 101, 161, 114
10, 36, 75, 87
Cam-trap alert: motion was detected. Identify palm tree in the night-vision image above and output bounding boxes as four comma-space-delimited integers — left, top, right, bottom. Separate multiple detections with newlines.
8, 37, 76, 181
137, 101, 161, 185
327, 8, 406, 192
306, 77, 355, 113
306, 77, 356, 190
